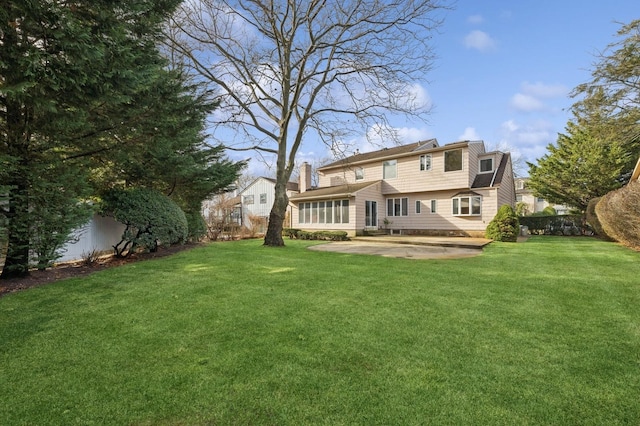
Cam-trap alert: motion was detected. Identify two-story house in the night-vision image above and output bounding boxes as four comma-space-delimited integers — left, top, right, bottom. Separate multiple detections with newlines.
240, 177, 299, 231
289, 139, 515, 237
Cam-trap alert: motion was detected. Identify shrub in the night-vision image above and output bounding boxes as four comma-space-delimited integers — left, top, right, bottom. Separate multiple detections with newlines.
585, 197, 612, 240
596, 180, 640, 249
519, 214, 587, 236
185, 211, 208, 243
284, 229, 349, 241
101, 188, 188, 257
485, 204, 519, 242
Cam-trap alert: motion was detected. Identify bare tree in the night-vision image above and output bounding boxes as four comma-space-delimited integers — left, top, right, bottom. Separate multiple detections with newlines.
165, 0, 450, 246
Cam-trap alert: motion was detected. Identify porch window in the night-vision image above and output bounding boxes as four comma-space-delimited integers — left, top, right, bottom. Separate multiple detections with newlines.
452, 196, 481, 216
298, 200, 349, 223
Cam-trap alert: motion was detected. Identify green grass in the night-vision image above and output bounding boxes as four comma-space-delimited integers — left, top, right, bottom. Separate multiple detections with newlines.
1, 236, 639, 425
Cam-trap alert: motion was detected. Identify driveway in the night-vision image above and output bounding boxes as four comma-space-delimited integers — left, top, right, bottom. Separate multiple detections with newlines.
308, 236, 491, 260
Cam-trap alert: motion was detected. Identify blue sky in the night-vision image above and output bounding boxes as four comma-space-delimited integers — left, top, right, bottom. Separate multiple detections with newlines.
230, 1, 640, 178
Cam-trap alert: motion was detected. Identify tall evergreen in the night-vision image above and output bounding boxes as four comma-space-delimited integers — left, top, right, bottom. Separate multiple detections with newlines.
0, 0, 180, 278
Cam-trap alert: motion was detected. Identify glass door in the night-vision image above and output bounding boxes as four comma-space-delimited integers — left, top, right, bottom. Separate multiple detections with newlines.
365, 201, 378, 228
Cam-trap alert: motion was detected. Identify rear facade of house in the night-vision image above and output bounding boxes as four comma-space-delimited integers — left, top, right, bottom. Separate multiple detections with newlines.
289, 139, 516, 237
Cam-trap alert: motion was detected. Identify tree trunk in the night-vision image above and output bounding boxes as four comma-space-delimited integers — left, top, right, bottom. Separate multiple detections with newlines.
1, 182, 31, 279
263, 179, 290, 247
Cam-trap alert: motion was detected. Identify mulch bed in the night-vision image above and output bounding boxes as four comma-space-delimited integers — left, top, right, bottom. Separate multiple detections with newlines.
0, 243, 201, 297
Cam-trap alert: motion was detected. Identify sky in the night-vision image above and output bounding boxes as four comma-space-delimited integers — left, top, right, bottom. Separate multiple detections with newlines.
228, 1, 640, 178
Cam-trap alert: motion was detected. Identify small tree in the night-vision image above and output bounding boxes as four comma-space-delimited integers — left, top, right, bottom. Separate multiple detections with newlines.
101, 188, 188, 257
486, 205, 519, 242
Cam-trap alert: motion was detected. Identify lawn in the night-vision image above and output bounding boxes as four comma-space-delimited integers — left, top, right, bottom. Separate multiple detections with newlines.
1, 236, 639, 425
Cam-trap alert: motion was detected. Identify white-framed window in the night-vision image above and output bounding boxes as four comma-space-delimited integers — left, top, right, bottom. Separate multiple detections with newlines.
420, 154, 432, 171
259, 193, 267, 204
383, 160, 397, 179
452, 196, 481, 216
444, 149, 463, 172
479, 158, 493, 173
430, 199, 437, 213
298, 200, 349, 224
387, 197, 408, 216
516, 180, 525, 190
416, 200, 421, 214
243, 194, 254, 204
355, 167, 364, 181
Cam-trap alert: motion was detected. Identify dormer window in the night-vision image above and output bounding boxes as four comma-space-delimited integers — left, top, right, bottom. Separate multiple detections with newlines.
479, 158, 493, 173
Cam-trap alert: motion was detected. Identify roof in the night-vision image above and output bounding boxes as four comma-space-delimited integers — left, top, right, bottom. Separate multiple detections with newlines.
241, 176, 299, 193
319, 139, 447, 170
289, 180, 381, 201
264, 177, 299, 192
471, 153, 511, 189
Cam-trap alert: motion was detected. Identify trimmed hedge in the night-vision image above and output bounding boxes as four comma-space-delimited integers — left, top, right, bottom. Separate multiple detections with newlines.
519, 214, 589, 236
585, 197, 612, 240
283, 228, 349, 241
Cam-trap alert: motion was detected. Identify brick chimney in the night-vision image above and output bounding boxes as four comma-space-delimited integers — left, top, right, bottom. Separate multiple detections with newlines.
299, 162, 312, 193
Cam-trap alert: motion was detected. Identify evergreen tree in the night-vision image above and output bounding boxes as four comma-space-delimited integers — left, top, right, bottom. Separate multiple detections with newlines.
527, 123, 627, 212
1, 0, 181, 278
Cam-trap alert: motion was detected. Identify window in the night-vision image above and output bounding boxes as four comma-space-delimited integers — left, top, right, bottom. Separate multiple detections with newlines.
298, 200, 348, 224
355, 167, 364, 181
430, 200, 437, 213
383, 160, 397, 179
387, 197, 408, 216
479, 158, 493, 173
516, 180, 525, 190
420, 154, 432, 171
259, 193, 267, 204
444, 149, 463, 172
452, 196, 481, 216
516, 195, 523, 202
243, 194, 254, 204
415, 200, 421, 214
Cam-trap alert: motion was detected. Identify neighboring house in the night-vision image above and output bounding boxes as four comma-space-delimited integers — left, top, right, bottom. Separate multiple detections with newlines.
514, 177, 570, 215
240, 177, 299, 230
289, 139, 516, 237
202, 192, 242, 226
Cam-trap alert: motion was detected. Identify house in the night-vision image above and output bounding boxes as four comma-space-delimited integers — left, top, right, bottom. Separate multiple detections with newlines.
289, 139, 516, 237
514, 177, 570, 215
240, 177, 299, 231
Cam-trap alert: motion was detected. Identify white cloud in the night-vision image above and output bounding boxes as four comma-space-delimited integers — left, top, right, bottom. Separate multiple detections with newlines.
521, 81, 568, 98
510, 93, 545, 112
463, 30, 497, 52
458, 127, 481, 141
510, 81, 568, 113
498, 119, 556, 165
467, 15, 484, 24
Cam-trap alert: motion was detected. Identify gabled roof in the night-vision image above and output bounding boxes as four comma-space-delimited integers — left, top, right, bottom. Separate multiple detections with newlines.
240, 176, 299, 194
319, 139, 444, 170
264, 177, 299, 192
471, 153, 511, 189
289, 180, 382, 201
